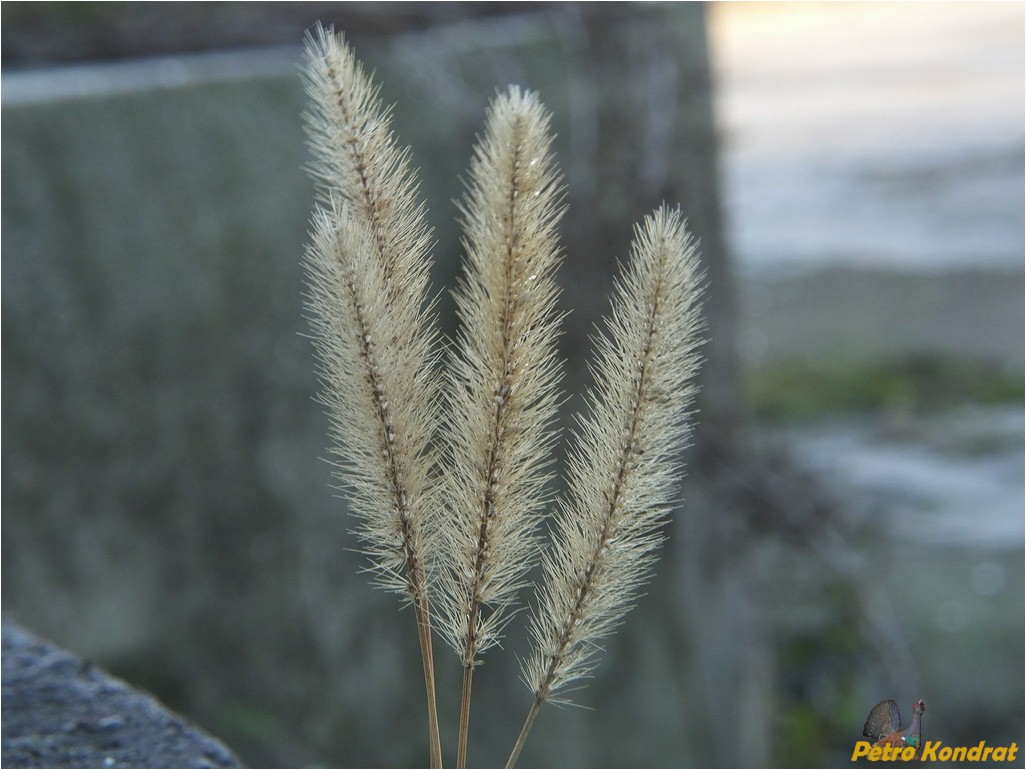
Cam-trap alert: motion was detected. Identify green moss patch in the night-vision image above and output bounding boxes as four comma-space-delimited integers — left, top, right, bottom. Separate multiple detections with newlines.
746, 354, 1023, 420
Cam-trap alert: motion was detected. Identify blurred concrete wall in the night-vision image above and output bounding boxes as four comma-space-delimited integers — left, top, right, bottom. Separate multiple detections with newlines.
2, 5, 742, 767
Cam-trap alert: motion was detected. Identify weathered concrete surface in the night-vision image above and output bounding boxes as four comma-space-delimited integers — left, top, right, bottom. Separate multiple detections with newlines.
2, 620, 242, 769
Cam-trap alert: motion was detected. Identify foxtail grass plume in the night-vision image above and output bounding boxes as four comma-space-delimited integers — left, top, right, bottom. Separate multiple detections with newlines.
300, 23, 706, 769
509, 206, 704, 767
301, 25, 443, 767
437, 87, 566, 767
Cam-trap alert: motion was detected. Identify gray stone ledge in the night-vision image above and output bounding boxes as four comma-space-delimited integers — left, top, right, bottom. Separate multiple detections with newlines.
2, 620, 243, 769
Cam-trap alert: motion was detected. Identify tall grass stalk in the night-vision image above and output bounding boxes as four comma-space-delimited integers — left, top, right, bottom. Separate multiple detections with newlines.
437, 86, 565, 768
509, 206, 704, 766
301, 26, 443, 767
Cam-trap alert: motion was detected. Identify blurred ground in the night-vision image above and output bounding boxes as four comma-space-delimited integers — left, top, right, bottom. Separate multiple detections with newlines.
710, 3, 1024, 760
708, 0, 1023, 567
